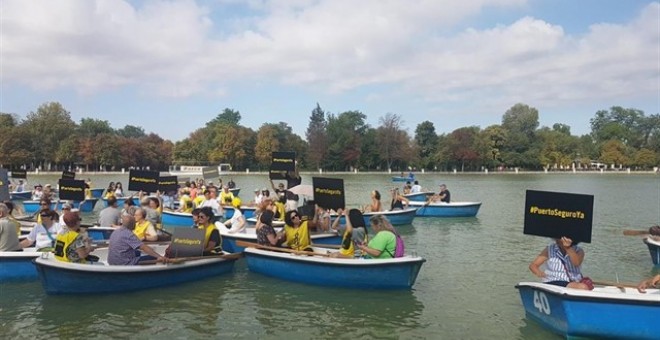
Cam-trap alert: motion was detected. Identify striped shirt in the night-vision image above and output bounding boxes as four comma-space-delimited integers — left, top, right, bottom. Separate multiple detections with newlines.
543, 243, 584, 282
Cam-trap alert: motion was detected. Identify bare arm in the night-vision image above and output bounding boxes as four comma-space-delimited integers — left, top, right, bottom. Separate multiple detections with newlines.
529, 248, 549, 278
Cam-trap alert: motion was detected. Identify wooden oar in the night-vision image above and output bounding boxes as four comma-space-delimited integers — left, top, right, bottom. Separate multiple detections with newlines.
139, 252, 243, 265
623, 229, 649, 236
310, 243, 341, 249
236, 240, 331, 257
592, 280, 639, 289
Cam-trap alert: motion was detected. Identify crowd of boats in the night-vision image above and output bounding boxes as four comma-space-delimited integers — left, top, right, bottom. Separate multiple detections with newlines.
2, 176, 659, 339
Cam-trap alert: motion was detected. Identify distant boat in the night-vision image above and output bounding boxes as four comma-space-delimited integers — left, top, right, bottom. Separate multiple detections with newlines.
644, 237, 660, 266
89, 188, 105, 199
391, 176, 414, 182
10, 191, 31, 200
403, 191, 434, 202
407, 201, 481, 217
516, 281, 659, 339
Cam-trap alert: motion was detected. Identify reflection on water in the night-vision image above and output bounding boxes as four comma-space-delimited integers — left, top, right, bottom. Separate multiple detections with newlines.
3, 173, 659, 338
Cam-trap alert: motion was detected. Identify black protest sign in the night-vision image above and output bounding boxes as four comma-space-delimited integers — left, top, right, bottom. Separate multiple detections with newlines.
312, 177, 344, 211
202, 167, 219, 180
58, 179, 86, 201
169, 228, 205, 258
269, 151, 295, 179
0, 168, 9, 201
10, 169, 27, 179
128, 170, 159, 193
524, 190, 594, 243
159, 176, 178, 193
62, 171, 76, 180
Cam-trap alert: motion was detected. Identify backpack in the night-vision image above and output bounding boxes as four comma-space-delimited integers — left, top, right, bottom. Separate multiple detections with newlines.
385, 232, 405, 258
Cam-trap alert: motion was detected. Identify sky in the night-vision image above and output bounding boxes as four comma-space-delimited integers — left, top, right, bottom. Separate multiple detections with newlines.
1, 0, 659, 142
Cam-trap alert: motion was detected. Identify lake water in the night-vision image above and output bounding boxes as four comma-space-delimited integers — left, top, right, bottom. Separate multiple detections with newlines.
2, 173, 659, 339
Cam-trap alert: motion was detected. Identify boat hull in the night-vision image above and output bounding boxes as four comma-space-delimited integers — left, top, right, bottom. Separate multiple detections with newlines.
245, 248, 425, 289
90, 188, 105, 199
408, 201, 481, 217
0, 251, 41, 281
35, 256, 237, 294
161, 210, 194, 227
22, 201, 64, 214
10, 191, 32, 200
74, 199, 99, 212
516, 282, 660, 339
644, 237, 660, 266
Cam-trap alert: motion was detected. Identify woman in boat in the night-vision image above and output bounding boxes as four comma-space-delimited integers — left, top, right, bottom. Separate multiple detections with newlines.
20, 210, 63, 251
357, 214, 396, 259
312, 204, 331, 232
256, 210, 285, 247
283, 209, 314, 251
121, 194, 137, 217
31, 184, 44, 201
223, 198, 246, 234
104, 182, 116, 199
0, 203, 21, 251
133, 208, 158, 242
528, 236, 591, 290
329, 208, 369, 258
54, 211, 94, 263
114, 182, 124, 198
3, 200, 23, 236
637, 274, 660, 293
389, 188, 410, 211
197, 207, 221, 255
363, 190, 382, 213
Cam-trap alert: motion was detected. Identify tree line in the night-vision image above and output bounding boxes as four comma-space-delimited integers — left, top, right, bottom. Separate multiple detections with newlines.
1, 102, 658, 172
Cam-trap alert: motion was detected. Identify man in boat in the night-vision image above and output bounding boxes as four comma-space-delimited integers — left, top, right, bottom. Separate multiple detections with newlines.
133, 208, 159, 242
0, 203, 21, 252
427, 184, 451, 204
107, 215, 168, 265
54, 211, 95, 263
410, 180, 422, 194
198, 189, 222, 217
98, 197, 122, 228
219, 185, 235, 206
16, 180, 25, 192
269, 179, 287, 198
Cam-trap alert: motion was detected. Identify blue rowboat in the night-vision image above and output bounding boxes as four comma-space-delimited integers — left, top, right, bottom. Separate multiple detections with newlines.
101, 197, 140, 208
73, 198, 99, 212
391, 176, 414, 182
10, 191, 31, 200
403, 191, 433, 202
331, 208, 418, 226
34, 252, 240, 295
161, 210, 193, 227
219, 224, 341, 253
244, 246, 426, 289
22, 200, 64, 214
516, 282, 660, 339
229, 188, 241, 197
89, 188, 105, 199
407, 201, 481, 217
223, 205, 256, 219
644, 237, 660, 266
0, 249, 42, 281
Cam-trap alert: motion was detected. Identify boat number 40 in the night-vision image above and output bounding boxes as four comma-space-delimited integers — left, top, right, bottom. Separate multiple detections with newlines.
533, 291, 551, 315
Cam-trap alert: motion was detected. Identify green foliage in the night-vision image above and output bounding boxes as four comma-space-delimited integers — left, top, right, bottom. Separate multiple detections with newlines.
305, 104, 328, 169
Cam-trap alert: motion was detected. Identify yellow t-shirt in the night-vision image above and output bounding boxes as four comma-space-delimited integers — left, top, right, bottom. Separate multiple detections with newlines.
284, 221, 311, 251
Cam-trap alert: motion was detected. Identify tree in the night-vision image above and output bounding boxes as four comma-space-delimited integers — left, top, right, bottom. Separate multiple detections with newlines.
599, 140, 629, 167
254, 124, 280, 167
208, 124, 254, 169
78, 118, 113, 138
500, 103, 541, 169
207, 108, 241, 128
443, 126, 484, 171
414, 121, 438, 170
590, 106, 647, 148
326, 111, 368, 170
22, 102, 76, 169
376, 113, 413, 170
633, 148, 657, 169
116, 125, 146, 139
305, 104, 328, 170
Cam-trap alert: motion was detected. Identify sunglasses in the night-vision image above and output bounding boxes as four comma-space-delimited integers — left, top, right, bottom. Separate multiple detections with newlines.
290, 214, 299, 219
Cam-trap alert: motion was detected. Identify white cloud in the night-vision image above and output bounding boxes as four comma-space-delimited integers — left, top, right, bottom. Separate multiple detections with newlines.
1, 0, 657, 113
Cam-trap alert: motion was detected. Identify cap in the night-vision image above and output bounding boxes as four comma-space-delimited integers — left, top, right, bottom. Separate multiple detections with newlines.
254, 188, 260, 192
62, 211, 81, 227
62, 203, 73, 210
